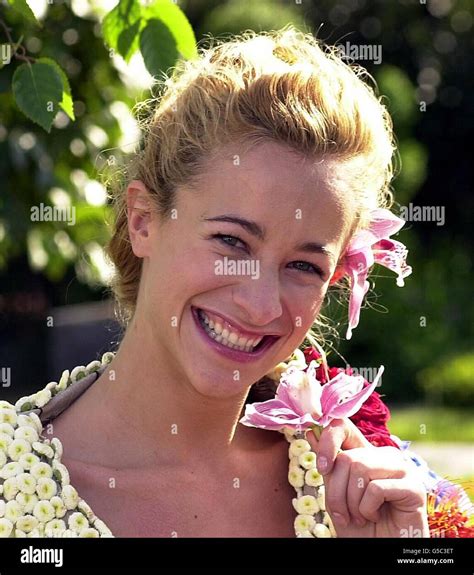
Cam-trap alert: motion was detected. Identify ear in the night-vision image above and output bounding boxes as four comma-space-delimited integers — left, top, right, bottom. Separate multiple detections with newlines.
127, 180, 154, 258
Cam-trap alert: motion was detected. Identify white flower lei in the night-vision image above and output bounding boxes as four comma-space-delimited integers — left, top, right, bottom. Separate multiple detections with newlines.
284, 430, 336, 538
0, 352, 115, 538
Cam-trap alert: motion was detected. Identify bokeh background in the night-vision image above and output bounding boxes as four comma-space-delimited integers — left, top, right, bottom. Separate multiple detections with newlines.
0, 0, 472, 496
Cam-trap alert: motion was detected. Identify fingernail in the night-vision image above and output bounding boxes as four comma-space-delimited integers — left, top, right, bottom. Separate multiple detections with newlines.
317, 455, 328, 473
332, 512, 348, 527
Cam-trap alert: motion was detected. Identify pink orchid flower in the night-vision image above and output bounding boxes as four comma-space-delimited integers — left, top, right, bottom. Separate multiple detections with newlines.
239, 361, 384, 432
333, 208, 412, 340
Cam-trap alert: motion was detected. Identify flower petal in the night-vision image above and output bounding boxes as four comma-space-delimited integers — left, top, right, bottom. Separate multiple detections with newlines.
239, 400, 318, 431
346, 208, 405, 253
345, 260, 371, 340
318, 367, 384, 426
373, 238, 413, 287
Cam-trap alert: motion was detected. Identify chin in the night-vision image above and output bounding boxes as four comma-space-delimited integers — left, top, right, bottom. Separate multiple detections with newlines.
181, 358, 266, 402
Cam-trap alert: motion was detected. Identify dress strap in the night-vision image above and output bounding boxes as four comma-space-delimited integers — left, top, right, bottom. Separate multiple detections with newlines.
31, 363, 109, 424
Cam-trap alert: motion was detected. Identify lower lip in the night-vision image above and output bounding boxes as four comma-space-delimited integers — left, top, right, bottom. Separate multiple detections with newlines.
191, 307, 279, 364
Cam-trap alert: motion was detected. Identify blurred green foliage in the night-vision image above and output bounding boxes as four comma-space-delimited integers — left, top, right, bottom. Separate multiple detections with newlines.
388, 406, 474, 442
418, 353, 474, 407
197, 0, 308, 36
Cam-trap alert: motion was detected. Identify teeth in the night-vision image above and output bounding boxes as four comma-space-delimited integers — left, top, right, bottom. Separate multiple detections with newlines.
198, 309, 264, 352
229, 332, 239, 344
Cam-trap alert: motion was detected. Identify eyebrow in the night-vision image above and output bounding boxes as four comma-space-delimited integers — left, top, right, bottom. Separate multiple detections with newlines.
296, 241, 336, 264
202, 214, 335, 263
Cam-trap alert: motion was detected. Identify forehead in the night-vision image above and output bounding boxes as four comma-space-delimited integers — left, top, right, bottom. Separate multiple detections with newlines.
184, 140, 356, 250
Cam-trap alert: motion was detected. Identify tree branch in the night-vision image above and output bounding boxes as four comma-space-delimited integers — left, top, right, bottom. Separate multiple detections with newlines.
0, 17, 36, 64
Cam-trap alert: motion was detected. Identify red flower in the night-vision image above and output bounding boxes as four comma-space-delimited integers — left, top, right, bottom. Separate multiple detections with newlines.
350, 389, 391, 426
302, 347, 353, 383
349, 418, 400, 448
302, 346, 400, 449
427, 482, 474, 538
349, 389, 399, 447
302, 345, 323, 366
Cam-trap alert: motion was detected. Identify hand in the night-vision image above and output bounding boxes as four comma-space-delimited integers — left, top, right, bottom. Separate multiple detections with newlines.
306, 418, 430, 538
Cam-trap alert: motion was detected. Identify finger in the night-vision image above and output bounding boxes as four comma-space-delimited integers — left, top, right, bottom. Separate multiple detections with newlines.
346, 448, 408, 526
347, 461, 369, 527
359, 478, 427, 524
306, 418, 373, 476
324, 451, 352, 527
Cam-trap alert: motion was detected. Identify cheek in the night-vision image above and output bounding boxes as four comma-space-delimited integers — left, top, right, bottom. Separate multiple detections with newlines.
287, 286, 327, 333
149, 243, 231, 296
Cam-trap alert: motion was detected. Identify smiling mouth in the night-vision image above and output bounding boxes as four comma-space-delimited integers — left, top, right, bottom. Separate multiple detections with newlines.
195, 307, 276, 354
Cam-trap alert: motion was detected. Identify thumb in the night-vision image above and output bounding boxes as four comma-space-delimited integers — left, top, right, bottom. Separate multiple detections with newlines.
305, 418, 374, 475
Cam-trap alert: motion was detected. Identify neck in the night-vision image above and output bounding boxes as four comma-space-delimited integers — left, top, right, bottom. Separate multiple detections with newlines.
73, 312, 274, 472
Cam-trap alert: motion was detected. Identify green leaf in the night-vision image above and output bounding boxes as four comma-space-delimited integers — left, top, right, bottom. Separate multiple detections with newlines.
101, 0, 196, 69
139, 18, 179, 78
102, 0, 142, 63
142, 0, 197, 61
7, 0, 41, 27
12, 62, 63, 132
37, 57, 75, 121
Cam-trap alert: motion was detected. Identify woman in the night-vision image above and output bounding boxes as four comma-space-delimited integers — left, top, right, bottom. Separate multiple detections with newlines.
1, 27, 467, 539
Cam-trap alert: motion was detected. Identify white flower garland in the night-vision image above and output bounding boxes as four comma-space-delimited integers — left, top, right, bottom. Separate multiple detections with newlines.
0, 352, 115, 538
284, 429, 336, 538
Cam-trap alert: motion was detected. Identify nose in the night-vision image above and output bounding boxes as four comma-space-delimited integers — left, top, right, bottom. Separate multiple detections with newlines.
231, 268, 283, 327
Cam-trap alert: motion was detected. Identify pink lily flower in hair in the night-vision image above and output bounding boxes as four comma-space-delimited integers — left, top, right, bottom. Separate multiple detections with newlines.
330, 208, 412, 340
239, 360, 384, 432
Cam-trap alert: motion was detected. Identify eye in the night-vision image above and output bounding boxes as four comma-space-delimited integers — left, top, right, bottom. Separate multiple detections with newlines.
212, 233, 248, 251
288, 261, 324, 277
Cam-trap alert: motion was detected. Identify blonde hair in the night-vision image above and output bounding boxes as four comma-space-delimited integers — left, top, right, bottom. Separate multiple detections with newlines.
105, 25, 396, 390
